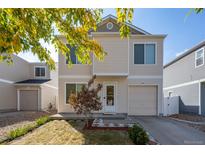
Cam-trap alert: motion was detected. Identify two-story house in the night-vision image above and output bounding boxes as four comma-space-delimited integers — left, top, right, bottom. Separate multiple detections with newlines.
0, 55, 58, 112
164, 41, 205, 115
58, 15, 166, 116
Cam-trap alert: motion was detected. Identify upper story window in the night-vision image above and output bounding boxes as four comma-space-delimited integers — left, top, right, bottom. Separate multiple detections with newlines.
66, 44, 81, 64
195, 48, 204, 68
65, 83, 86, 104
35, 66, 46, 77
134, 43, 156, 64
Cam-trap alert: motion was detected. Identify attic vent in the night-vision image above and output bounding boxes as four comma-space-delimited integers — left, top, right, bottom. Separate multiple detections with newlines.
107, 22, 113, 30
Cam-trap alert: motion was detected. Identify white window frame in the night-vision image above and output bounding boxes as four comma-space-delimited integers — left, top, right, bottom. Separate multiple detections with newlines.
65, 82, 87, 104
34, 66, 46, 78
133, 42, 157, 65
195, 48, 204, 68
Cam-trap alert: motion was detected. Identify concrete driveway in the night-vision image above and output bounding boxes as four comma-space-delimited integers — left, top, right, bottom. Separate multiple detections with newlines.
130, 116, 205, 145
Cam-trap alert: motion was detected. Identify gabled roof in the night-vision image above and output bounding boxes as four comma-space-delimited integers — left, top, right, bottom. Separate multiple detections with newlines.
164, 40, 205, 68
99, 14, 151, 35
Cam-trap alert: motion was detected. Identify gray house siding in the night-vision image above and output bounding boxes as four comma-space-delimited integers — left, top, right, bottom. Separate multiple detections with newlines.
164, 83, 199, 114
164, 42, 205, 115
164, 46, 205, 88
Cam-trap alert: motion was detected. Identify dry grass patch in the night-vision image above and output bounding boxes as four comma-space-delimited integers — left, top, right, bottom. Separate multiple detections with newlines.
9, 120, 132, 145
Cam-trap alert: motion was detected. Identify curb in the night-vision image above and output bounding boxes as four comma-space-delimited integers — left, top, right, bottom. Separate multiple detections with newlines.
169, 117, 205, 125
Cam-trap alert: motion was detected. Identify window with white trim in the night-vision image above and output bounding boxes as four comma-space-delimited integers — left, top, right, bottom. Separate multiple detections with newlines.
35, 67, 46, 77
195, 48, 204, 68
134, 43, 156, 64
66, 83, 86, 104
66, 44, 82, 64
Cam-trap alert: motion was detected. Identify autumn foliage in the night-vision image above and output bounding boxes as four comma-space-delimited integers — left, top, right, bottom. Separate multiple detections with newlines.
69, 75, 102, 123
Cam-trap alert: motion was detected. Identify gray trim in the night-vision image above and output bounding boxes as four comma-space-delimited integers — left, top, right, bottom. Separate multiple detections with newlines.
164, 40, 205, 68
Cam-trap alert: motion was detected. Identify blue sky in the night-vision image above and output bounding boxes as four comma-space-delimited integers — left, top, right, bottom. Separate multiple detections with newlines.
18, 8, 205, 64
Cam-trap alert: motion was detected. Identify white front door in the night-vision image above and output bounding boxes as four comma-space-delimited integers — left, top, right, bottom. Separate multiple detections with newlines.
103, 83, 116, 113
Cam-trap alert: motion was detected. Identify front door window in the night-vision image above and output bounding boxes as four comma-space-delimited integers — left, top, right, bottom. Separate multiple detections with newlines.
106, 86, 114, 106
104, 84, 115, 113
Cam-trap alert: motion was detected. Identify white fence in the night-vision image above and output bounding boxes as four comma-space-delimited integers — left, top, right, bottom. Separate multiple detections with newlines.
164, 96, 179, 116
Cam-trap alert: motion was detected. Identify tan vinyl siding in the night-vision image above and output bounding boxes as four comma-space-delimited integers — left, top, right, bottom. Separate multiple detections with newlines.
59, 53, 92, 76
0, 55, 30, 82
93, 36, 128, 75
58, 77, 128, 113
0, 55, 30, 110
0, 82, 17, 110
41, 85, 58, 111
129, 37, 163, 76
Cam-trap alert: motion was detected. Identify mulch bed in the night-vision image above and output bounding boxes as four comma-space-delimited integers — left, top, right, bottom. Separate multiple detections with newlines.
83, 120, 129, 131
169, 114, 205, 122
82, 120, 158, 145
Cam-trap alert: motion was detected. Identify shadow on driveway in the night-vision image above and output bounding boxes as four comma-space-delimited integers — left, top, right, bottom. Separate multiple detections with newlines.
130, 116, 205, 145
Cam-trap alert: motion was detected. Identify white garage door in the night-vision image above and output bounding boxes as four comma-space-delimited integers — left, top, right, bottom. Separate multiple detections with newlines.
20, 90, 38, 111
129, 86, 157, 115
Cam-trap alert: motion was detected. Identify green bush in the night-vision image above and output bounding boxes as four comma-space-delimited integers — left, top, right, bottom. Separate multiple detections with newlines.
35, 116, 50, 126
128, 124, 149, 145
8, 125, 35, 140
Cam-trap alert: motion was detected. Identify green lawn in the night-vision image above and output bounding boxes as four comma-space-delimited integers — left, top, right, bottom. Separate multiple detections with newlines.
8, 120, 133, 145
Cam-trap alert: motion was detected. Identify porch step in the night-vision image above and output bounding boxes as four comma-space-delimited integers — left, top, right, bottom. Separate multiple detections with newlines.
50, 113, 127, 120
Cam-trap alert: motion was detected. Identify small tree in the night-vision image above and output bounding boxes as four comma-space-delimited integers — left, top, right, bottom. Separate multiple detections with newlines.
69, 75, 102, 126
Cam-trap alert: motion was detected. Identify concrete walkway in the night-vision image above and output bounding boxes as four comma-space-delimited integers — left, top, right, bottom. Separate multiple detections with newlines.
130, 116, 205, 145
50, 113, 126, 120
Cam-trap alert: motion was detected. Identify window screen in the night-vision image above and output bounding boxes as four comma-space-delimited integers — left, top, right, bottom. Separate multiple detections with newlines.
134, 43, 156, 64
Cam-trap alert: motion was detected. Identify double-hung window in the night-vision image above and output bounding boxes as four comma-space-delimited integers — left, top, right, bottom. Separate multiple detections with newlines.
195, 48, 204, 68
66, 44, 81, 64
35, 66, 46, 77
65, 83, 86, 104
134, 43, 156, 64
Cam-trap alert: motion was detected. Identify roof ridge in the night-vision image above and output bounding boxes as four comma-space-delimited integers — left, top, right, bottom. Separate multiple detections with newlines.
164, 40, 205, 68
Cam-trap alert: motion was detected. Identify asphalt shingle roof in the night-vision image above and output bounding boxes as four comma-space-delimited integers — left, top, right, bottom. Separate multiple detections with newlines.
15, 79, 50, 84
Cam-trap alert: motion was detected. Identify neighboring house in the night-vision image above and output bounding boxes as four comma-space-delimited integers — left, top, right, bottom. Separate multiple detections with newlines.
0, 55, 58, 112
58, 15, 166, 115
164, 41, 205, 115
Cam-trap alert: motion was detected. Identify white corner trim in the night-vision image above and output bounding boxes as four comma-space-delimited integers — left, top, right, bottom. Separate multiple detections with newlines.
59, 75, 91, 79
164, 78, 205, 90
43, 83, 58, 90
0, 78, 14, 84
199, 82, 201, 115
128, 75, 162, 79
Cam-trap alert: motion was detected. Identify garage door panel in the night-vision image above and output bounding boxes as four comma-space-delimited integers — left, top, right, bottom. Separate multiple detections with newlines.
20, 90, 38, 111
129, 86, 157, 115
